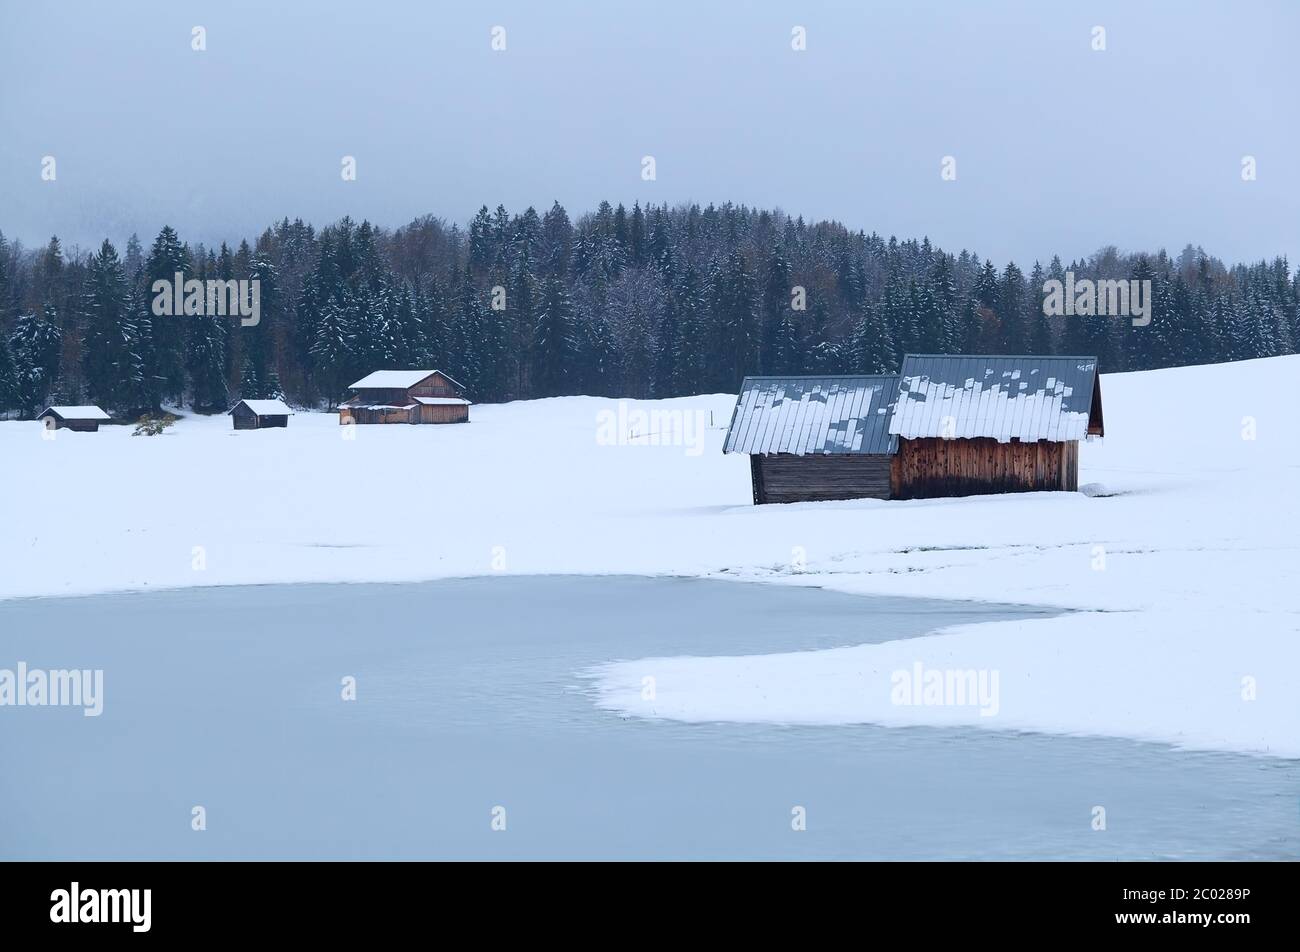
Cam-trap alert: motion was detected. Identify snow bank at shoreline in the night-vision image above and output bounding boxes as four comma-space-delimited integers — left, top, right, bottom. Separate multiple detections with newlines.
592, 608, 1300, 758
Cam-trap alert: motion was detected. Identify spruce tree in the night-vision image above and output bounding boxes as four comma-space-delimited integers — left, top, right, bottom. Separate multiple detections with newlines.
652, 287, 680, 397
533, 273, 573, 397
10, 309, 62, 418
722, 251, 759, 386
0, 230, 17, 332
879, 273, 912, 364
1192, 281, 1223, 365
419, 281, 449, 370
309, 293, 354, 406
507, 252, 537, 398
929, 255, 960, 351
998, 262, 1028, 353
186, 309, 229, 412
244, 253, 281, 395
574, 303, 616, 397
143, 226, 191, 406
913, 277, 944, 353
1025, 263, 1053, 355
855, 301, 896, 374
0, 334, 19, 416
448, 269, 485, 397
541, 201, 573, 277
671, 265, 708, 395
1122, 257, 1159, 370
7, 342, 36, 418
972, 260, 1001, 352
803, 298, 838, 373
240, 356, 264, 401
760, 245, 792, 374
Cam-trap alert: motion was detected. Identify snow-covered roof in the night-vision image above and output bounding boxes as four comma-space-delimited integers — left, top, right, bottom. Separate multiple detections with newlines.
724, 376, 899, 456
39, 406, 111, 421
889, 355, 1103, 443
345, 404, 417, 411
348, 370, 463, 391
230, 399, 293, 416
413, 396, 471, 406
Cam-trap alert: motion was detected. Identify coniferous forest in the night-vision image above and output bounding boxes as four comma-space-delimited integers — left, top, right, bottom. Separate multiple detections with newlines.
0, 201, 1296, 417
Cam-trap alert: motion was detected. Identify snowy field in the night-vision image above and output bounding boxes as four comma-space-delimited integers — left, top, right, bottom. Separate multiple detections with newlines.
2, 355, 1297, 758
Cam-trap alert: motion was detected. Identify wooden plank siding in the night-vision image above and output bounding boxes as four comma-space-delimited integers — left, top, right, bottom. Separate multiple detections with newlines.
417, 403, 469, 424
1062, 440, 1079, 491
232, 405, 258, 429
752, 453, 893, 504
894, 437, 1078, 499
231, 405, 288, 429
340, 405, 415, 425
44, 418, 100, 432
409, 372, 461, 399
341, 371, 469, 425
348, 388, 412, 406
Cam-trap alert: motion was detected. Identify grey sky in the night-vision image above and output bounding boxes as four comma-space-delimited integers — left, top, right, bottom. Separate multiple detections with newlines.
1, 0, 1295, 268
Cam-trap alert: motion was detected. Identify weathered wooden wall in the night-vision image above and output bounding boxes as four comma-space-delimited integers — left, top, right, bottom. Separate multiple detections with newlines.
350, 387, 411, 406
344, 373, 467, 425
41, 417, 100, 431
418, 404, 469, 424
340, 406, 415, 425
410, 373, 461, 399
894, 437, 1078, 498
1061, 440, 1079, 491
231, 405, 287, 429
232, 405, 257, 429
751, 453, 893, 504
340, 403, 467, 425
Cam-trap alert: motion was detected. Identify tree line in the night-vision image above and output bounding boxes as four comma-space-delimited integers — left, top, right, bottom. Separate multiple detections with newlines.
0, 201, 1296, 418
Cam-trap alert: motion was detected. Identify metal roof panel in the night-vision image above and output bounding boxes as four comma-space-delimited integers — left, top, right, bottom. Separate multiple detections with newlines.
723, 375, 900, 455
889, 355, 1098, 443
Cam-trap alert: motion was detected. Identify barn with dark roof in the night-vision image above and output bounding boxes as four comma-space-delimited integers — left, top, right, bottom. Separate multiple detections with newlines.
888, 354, 1103, 498
339, 370, 470, 425
37, 406, 111, 432
722, 356, 1105, 504
228, 398, 293, 430
722, 375, 899, 503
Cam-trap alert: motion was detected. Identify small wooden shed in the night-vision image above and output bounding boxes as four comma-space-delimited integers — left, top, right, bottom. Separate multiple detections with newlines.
38, 406, 111, 432
723, 375, 900, 504
888, 354, 1104, 498
228, 398, 293, 430
339, 370, 470, 425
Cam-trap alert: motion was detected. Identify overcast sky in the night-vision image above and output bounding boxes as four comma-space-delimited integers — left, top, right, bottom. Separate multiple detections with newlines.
1, 0, 1295, 268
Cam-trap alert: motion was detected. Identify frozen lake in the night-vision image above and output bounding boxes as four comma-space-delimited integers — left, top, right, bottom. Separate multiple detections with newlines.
1, 576, 1296, 860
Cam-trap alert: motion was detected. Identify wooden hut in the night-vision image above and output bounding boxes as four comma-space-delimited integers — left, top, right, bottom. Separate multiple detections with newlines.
37, 406, 111, 432
339, 370, 470, 425
228, 398, 293, 430
888, 354, 1104, 498
723, 376, 899, 504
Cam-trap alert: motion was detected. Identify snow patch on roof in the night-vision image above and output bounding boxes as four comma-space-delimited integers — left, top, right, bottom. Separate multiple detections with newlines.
41, 406, 111, 421
349, 370, 462, 390
888, 355, 1098, 443
724, 376, 899, 456
231, 399, 293, 416
890, 377, 1090, 442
